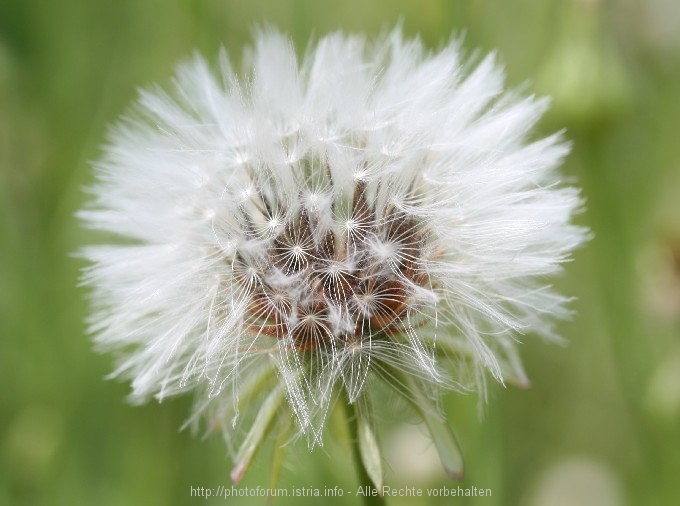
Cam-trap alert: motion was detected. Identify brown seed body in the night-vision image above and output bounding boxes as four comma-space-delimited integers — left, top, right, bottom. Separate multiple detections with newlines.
234, 180, 432, 351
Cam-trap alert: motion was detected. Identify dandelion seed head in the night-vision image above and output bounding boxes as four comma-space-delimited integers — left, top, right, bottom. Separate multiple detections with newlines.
80, 28, 588, 453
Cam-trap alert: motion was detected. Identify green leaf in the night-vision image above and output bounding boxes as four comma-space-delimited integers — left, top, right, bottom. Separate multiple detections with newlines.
435, 335, 530, 389
232, 364, 278, 420
268, 416, 292, 503
230, 384, 286, 484
418, 404, 464, 480
384, 366, 464, 480
356, 405, 384, 493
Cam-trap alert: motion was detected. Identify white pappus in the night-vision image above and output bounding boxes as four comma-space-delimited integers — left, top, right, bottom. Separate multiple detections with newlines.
79, 27, 588, 481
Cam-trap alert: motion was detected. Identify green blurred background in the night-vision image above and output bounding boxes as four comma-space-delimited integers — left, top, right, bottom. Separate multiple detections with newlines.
2, 0, 679, 505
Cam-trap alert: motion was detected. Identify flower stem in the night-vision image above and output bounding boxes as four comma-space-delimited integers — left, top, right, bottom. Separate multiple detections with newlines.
343, 396, 385, 506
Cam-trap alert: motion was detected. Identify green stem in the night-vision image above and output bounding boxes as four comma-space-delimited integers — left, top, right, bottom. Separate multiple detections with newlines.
343, 396, 385, 506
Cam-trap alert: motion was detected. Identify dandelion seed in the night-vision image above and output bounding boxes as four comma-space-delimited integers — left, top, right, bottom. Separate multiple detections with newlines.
80, 28, 588, 485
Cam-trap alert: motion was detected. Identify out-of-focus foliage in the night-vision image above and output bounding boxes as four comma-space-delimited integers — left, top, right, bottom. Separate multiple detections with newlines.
1, 1, 679, 505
